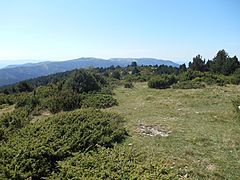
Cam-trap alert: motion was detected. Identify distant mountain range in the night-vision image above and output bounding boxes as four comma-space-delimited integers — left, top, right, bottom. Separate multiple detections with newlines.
0, 58, 179, 86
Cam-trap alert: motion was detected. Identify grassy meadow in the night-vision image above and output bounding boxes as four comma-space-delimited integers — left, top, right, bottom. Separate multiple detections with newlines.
104, 82, 240, 179
1, 81, 240, 179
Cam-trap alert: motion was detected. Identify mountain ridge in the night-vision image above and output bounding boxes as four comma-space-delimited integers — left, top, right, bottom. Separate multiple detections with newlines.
0, 57, 179, 86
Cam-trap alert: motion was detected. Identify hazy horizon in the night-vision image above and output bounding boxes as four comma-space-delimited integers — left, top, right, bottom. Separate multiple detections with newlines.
0, 57, 183, 69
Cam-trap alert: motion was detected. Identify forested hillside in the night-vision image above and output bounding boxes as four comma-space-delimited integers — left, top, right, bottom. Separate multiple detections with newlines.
0, 58, 179, 86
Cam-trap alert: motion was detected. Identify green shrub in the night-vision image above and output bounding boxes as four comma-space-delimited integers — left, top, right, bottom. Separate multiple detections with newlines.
49, 146, 176, 179
178, 71, 229, 86
82, 94, 118, 109
148, 75, 176, 89
124, 82, 134, 88
231, 68, 240, 84
15, 93, 39, 109
43, 91, 83, 114
124, 74, 149, 82
229, 74, 240, 85
43, 92, 117, 114
172, 81, 205, 89
0, 108, 30, 132
0, 128, 5, 141
202, 74, 226, 86
192, 77, 203, 82
178, 70, 204, 81
111, 70, 121, 79
0, 109, 127, 179
100, 86, 114, 95
0, 94, 15, 105
63, 70, 101, 93
17, 81, 33, 93
15, 94, 29, 108
35, 85, 59, 99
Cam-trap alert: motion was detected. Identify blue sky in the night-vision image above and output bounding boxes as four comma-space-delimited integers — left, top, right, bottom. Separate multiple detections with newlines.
0, 0, 239, 67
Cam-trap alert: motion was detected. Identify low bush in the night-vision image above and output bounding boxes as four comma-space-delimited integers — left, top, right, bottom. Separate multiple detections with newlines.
0, 109, 127, 179
100, 86, 114, 95
82, 94, 118, 109
172, 81, 205, 89
178, 71, 229, 86
229, 74, 240, 85
201, 73, 227, 86
0, 94, 16, 105
124, 74, 149, 82
43, 91, 83, 113
15, 94, 39, 110
124, 82, 134, 88
148, 75, 176, 89
178, 70, 204, 81
111, 70, 121, 79
42, 92, 117, 113
0, 108, 31, 132
63, 70, 101, 93
49, 145, 176, 179
0, 128, 5, 141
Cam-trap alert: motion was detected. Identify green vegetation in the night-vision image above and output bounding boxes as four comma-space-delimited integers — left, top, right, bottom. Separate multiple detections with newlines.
172, 81, 205, 89
82, 94, 118, 109
148, 75, 176, 89
0, 49, 240, 179
49, 145, 176, 179
124, 82, 134, 88
63, 70, 101, 93
0, 108, 31, 133
0, 109, 127, 179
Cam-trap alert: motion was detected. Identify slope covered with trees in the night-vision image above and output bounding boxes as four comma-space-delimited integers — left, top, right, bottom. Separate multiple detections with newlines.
0, 58, 179, 86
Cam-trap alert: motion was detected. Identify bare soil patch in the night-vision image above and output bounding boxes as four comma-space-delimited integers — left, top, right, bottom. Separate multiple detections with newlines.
138, 123, 171, 137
